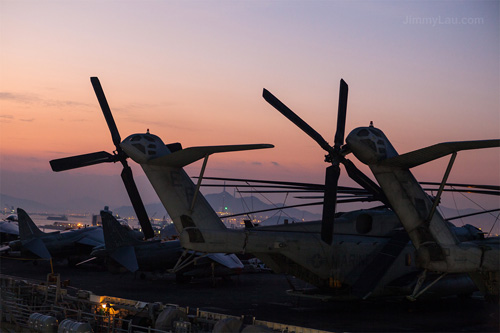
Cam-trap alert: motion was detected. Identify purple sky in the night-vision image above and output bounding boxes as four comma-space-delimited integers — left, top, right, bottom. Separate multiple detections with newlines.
1, 1, 499, 225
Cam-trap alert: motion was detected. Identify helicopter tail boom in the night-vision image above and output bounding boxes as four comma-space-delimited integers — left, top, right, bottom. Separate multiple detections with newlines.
346, 127, 499, 273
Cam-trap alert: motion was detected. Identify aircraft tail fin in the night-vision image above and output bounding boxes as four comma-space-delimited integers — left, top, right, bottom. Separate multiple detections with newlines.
136, 142, 272, 252
109, 246, 139, 272
100, 211, 141, 272
347, 129, 493, 273
140, 162, 232, 249
17, 208, 45, 240
100, 211, 142, 251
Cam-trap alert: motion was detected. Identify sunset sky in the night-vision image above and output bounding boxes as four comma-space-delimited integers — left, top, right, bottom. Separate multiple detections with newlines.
1, 1, 499, 225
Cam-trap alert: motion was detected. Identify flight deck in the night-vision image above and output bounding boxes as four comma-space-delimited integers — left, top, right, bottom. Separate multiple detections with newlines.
1, 255, 498, 332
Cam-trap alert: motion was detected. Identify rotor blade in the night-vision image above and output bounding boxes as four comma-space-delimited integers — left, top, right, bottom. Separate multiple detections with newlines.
423, 188, 500, 196
235, 190, 324, 194
90, 77, 121, 148
195, 176, 325, 189
294, 195, 375, 201
221, 202, 323, 219
209, 183, 498, 196
420, 182, 500, 191
321, 165, 340, 244
446, 208, 500, 221
221, 197, 375, 219
201, 184, 323, 190
197, 176, 500, 193
343, 159, 391, 207
263, 88, 334, 154
231, 187, 499, 197
50, 151, 115, 172
334, 79, 348, 149
195, 176, 368, 194
120, 166, 155, 239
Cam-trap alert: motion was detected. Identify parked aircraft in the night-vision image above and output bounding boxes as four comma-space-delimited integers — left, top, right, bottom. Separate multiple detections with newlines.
50, 77, 499, 301
5, 208, 104, 264
0, 214, 19, 243
92, 210, 243, 281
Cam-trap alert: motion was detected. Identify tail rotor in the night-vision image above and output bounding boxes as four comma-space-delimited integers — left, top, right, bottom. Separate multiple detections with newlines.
50, 77, 155, 239
263, 79, 387, 244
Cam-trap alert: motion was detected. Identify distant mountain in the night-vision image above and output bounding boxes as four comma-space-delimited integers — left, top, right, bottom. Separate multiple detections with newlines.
0, 194, 56, 214
205, 191, 322, 222
0, 193, 126, 216
438, 206, 499, 232
113, 191, 322, 223
58, 195, 113, 213
112, 202, 168, 220
2, 191, 495, 232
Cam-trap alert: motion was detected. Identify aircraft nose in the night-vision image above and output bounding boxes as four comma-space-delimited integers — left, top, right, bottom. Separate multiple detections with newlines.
8, 240, 21, 251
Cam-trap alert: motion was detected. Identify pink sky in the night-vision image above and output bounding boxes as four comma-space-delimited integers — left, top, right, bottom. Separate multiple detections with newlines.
1, 1, 499, 222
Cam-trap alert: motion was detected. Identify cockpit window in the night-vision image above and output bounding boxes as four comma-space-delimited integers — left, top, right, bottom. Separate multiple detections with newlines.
369, 129, 382, 138
357, 129, 369, 137
144, 135, 155, 142
131, 135, 142, 142
132, 144, 146, 154
361, 139, 377, 151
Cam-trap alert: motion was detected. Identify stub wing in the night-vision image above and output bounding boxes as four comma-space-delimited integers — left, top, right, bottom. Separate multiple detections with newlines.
379, 139, 500, 169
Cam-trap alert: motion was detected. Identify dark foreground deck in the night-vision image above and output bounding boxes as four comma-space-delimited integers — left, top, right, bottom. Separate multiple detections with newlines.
0, 255, 498, 332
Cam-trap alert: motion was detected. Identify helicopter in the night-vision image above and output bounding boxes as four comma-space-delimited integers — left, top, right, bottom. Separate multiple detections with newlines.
50, 77, 499, 301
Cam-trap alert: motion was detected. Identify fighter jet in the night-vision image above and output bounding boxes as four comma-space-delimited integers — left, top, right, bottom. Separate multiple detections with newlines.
0, 214, 19, 243
92, 210, 243, 282
6, 208, 103, 264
